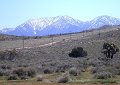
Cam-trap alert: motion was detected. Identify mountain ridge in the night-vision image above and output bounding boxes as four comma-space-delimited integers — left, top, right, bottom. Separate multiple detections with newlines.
1, 15, 120, 36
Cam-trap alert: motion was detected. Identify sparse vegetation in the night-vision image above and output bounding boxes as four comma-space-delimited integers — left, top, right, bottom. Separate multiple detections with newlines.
94, 71, 113, 79
0, 26, 120, 84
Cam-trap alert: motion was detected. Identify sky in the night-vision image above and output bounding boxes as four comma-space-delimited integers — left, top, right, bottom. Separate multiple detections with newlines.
0, 0, 120, 29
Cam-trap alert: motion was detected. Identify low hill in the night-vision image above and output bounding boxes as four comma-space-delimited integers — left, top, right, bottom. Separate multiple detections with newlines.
0, 33, 23, 41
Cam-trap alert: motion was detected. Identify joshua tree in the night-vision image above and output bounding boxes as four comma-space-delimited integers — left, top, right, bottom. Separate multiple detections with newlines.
102, 43, 119, 59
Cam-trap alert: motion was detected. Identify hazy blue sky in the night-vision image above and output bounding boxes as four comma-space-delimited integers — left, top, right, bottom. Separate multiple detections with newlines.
0, 0, 120, 29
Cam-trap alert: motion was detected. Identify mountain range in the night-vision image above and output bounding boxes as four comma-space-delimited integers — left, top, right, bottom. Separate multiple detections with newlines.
1, 15, 120, 36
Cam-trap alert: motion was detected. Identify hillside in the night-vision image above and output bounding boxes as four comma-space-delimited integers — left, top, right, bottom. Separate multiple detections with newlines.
0, 34, 21, 41
0, 25, 120, 84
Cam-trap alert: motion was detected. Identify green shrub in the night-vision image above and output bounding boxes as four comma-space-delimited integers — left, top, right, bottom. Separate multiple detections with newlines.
69, 47, 87, 58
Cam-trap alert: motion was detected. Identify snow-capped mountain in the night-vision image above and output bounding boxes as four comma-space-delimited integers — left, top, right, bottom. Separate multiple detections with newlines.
88, 15, 120, 29
1, 28, 14, 33
1, 15, 120, 36
1, 16, 83, 36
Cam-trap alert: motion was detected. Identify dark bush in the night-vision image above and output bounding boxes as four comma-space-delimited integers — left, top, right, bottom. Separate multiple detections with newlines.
69, 47, 87, 58
43, 68, 53, 74
7, 74, 18, 80
27, 68, 36, 77
12, 67, 36, 79
12, 67, 27, 77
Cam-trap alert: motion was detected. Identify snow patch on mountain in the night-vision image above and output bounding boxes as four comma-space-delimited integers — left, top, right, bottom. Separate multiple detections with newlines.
24, 16, 82, 30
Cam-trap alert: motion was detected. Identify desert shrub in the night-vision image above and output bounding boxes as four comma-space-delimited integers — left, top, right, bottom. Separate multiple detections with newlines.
94, 71, 113, 79
69, 47, 87, 58
27, 68, 36, 77
117, 69, 120, 75
20, 76, 28, 80
43, 68, 53, 74
0, 69, 5, 76
92, 65, 108, 73
114, 65, 120, 75
69, 67, 80, 76
56, 64, 72, 72
0, 69, 10, 76
75, 58, 88, 73
91, 67, 97, 74
7, 74, 18, 80
57, 76, 69, 83
91, 66, 106, 74
110, 66, 120, 75
1, 65, 11, 70
12, 67, 36, 79
88, 57, 105, 67
12, 67, 27, 77
36, 75, 43, 81
0, 49, 18, 61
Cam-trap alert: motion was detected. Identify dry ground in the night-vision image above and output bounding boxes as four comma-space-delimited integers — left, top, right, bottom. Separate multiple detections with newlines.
0, 82, 119, 85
